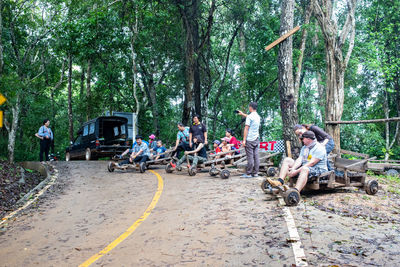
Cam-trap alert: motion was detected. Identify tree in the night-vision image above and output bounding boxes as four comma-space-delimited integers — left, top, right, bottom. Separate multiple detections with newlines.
312, 0, 357, 153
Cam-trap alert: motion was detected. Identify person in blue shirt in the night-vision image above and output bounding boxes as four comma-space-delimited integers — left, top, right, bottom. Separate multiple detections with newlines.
154, 140, 167, 160
35, 119, 54, 162
171, 123, 191, 159
118, 135, 150, 166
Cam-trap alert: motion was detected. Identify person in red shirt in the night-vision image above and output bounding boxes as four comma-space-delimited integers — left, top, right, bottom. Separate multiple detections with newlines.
225, 128, 240, 151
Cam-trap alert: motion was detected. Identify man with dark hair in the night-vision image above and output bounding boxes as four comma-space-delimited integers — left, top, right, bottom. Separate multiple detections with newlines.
171, 123, 190, 159
189, 115, 207, 148
117, 135, 150, 166
237, 102, 261, 178
266, 130, 328, 193
173, 135, 208, 170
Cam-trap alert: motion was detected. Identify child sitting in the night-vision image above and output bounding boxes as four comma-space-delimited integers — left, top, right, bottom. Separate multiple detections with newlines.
154, 140, 167, 160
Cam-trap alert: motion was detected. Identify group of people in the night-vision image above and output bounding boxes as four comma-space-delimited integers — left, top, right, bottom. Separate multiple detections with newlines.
266, 124, 335, 194
36, 101, 335, 194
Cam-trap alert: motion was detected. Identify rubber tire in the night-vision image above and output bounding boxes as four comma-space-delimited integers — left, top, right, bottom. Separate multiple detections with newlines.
283, 189, 300, 206
85, 148, 91, 161
65, 152, 71, 162
209, 167, 218, 177
261, 179, 270, 193
220, 169, 230, 179
165, 164, 173, 173
108, 162, 115, 172
386, 169, 399, 177
139, 162, 146, 173
365, 179, 379, 195
267, 167, 276, 177
188, 167, 197, 176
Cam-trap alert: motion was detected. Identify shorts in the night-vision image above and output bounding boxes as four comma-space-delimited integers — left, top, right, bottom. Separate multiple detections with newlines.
293, 166, 327, 180
307, 166, 327, 180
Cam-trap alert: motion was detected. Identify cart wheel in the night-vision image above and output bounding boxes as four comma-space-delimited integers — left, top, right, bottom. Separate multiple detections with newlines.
283, 189, 300, 206
139, 162, 146, 173
209, 167, 218, 177
365, 180, 379, 195
188, 167, 197, 176
107, 162, 115, 172
165, 163, 173, 173
261, 179, 271, 193
267, 167, 276, 177
386, 169, 399, 177
220, 169, 230, 179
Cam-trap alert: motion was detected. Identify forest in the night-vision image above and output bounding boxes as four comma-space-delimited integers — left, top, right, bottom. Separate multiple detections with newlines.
0, 0, 399, 162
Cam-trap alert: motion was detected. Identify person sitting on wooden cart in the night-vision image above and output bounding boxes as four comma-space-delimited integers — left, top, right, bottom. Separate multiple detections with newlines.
171, 123, 191, 159
293, 124, 335, 170
266, 131, 328, 193
148, 134, 158, 154
173, 135, 207, 170
154, 140, 167, 161
224, 128, 240, 152
118, 135, 150, 166
212, 140, 222, 157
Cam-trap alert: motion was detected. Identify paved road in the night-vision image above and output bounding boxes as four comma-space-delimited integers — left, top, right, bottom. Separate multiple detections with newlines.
1, 161, 400, 266
0, 162, 294, 266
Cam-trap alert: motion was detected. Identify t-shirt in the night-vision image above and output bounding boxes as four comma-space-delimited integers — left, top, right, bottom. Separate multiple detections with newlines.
309, 125, 332, 143
214, 147, 222, 154
245, 112, 260, 141
177, 127, 190, 142
133, 142, 150, 157
38, 126, 54, 140
228, 136, 240, 149
299, 142, 327, 171
190, 122, 207, 143
149, 140, 157, 150
156, 146, 167, 158
193, 143, 207, 159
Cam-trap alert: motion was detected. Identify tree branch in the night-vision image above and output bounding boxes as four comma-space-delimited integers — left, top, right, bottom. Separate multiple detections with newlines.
198, 0, 216, 51
343, 0, 356, 68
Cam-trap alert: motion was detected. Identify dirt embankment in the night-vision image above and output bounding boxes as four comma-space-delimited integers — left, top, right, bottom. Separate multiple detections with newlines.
0, 161, 46, 218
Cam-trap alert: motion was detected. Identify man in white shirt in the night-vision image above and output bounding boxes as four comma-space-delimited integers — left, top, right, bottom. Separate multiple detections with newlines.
237, 102, 261, 178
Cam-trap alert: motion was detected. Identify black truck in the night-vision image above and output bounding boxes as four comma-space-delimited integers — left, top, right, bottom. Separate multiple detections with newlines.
66, 116, 130, 161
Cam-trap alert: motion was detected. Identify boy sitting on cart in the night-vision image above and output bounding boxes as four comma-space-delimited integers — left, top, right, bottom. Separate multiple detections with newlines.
265, 131, 328, 193
117, 135, 150, 167
172, 135, 207, 170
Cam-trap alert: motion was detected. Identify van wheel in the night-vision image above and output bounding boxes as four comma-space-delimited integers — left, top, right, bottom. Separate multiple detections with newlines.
85, 148, 92, 161
65, 152, 71, 162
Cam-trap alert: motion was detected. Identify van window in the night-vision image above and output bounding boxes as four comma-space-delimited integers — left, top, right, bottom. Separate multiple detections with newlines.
114, 126, 119, 137
89, 123, 95, 134
83, 125, 89, 136
74, 135, 82, 145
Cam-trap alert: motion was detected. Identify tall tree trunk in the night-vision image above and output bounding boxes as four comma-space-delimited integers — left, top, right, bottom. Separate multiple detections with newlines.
278, 0, 300, 155
86, 58, 92, 120
313, 0, 357, 154
67, 53, 74, 142
7, 94, 20, 162
0, 0, 3, 74
129, 5, 140, 135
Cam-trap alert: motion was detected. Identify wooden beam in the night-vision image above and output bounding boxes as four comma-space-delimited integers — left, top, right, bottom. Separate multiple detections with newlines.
326, 117, 400, 124
265, 25, 301, 51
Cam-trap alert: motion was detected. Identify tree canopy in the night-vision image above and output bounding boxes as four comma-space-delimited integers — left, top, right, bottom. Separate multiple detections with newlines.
0, 0, 399, 161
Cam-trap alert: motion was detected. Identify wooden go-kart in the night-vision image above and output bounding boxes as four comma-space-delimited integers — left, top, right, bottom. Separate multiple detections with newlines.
145, 150, 173, 169
261, 156, 379, 206
107, 156, 147, 173
165, 150, 247, 179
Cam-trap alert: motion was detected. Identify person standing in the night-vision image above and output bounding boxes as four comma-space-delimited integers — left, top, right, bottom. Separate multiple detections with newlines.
237, 102, 261, 178
189, 115, 207, 148
35, 119, 54, 162
171, 123, 191, 159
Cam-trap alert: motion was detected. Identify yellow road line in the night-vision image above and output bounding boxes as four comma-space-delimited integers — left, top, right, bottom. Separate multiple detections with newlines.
79, 170, 164, 267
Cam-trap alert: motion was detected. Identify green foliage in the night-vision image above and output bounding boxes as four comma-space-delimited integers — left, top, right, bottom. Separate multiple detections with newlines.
0, 0, 399, 162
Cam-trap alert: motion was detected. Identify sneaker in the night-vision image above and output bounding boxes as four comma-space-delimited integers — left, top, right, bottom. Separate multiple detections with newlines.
252, 174, 259, 177
170, 162, 176, 168
266, 178, 283, 187
241, 174, 253, 178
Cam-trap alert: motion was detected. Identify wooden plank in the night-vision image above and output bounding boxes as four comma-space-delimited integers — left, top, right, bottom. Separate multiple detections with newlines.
340, 149, 369, 159
286, 141, 292, 158
265, 25, 301, 51
326, 117, 400, 124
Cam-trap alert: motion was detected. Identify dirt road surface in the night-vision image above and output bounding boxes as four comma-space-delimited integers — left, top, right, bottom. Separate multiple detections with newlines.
1, 161, 400, 266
